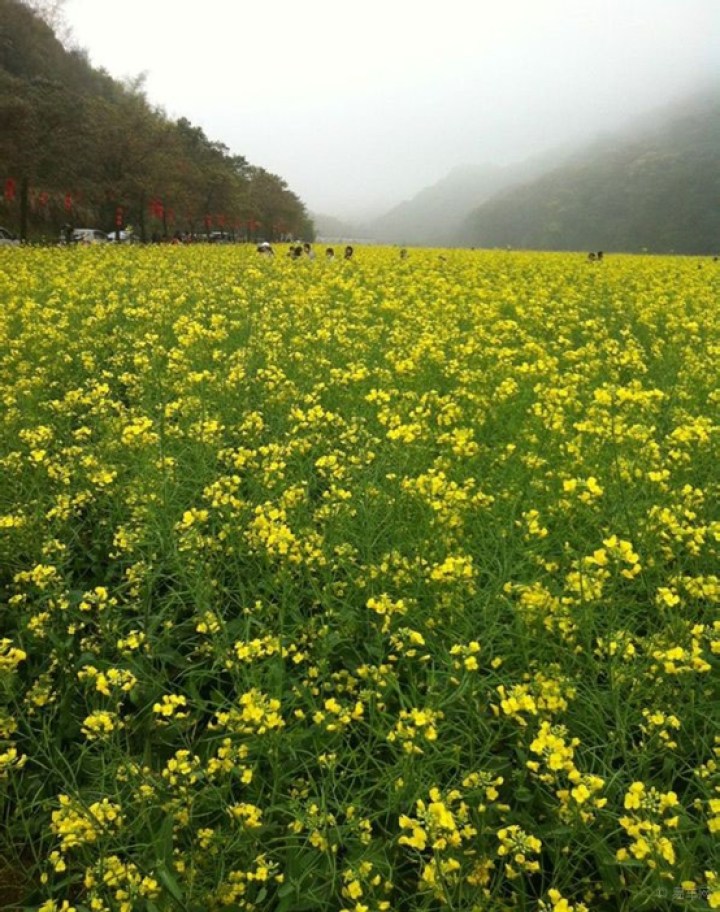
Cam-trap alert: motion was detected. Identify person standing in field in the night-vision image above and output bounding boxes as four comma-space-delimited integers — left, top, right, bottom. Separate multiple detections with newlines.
344, 245, 354, 260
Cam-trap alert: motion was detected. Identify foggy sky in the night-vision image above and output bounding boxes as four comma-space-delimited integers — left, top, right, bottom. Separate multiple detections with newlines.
62, 0, 720, 219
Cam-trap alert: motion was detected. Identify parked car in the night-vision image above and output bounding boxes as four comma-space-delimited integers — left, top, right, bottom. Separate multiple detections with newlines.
105, 229, 135, 243
208, 231, 233, 243
0, 226, 20, 246
75, 228, 109, 244
59, 228, 109, 245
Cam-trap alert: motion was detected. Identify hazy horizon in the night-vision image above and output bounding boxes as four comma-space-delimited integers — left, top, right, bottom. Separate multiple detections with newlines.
56, 0, 720, 221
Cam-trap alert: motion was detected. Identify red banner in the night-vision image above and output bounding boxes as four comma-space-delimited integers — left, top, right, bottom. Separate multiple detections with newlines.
4, 178, 16, 201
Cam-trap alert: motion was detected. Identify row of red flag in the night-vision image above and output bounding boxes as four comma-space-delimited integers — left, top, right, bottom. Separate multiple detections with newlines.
4, 178, 74, 211
4, 179, 281, 231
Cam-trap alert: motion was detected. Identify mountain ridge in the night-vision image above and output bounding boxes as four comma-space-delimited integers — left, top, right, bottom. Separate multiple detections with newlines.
460, 87, 720, 254
320, 86, 719, 254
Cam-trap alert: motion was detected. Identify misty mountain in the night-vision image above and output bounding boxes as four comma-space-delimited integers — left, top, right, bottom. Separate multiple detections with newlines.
365, 152, 568, 246
311, 212, 363, 240
459, 88, 720, 254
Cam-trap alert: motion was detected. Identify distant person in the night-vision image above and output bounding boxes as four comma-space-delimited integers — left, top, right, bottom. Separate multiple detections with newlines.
291, 245, 303, 259
400, 248, 408, 260
257, 241, 274, 256
325, 247, 335, 260
587, 252, 596, 261
303, 242, 316, 260
344, 245, 354, 260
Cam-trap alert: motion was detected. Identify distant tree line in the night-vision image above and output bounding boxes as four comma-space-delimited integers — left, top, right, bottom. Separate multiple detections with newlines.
0, 0, 315, 241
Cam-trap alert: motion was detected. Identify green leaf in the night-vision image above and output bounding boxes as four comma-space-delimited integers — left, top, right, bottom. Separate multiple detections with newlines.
154, 813, 175, 867
158, 865, 184, 904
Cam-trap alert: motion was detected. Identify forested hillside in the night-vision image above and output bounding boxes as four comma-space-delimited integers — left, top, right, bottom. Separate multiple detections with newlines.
0, 0, 314, 240
459, 89, 720, 254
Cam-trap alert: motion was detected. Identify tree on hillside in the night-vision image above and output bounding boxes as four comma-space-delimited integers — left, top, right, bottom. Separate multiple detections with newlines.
248, 167, 314, 241
171, 119, 252, 235
0, 0, 314, 241
86, 85, 177, 240
0, 69, 88, 238
21, 0, 69, 34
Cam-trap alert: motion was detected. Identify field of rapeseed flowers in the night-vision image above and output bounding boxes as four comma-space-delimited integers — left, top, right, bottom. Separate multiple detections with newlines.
0, 244, 718, 912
